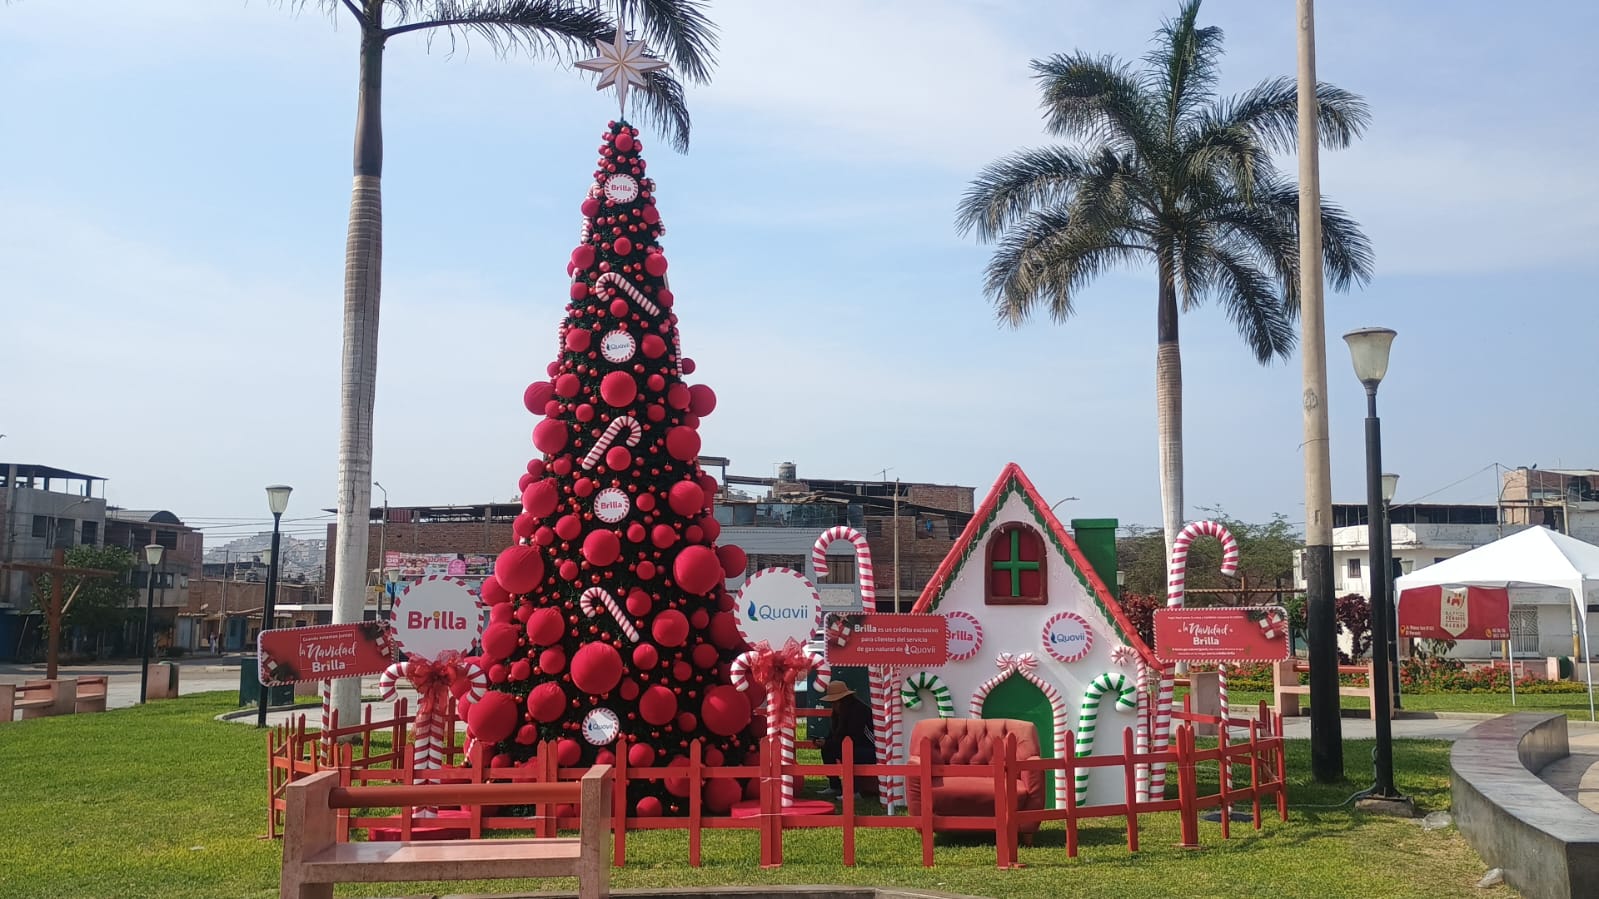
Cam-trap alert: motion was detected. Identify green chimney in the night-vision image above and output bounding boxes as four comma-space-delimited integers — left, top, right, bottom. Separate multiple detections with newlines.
1070, 518, 1119, 600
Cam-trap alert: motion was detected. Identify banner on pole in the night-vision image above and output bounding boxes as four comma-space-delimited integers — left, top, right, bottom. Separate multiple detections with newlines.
1154, 606, 1291, 664
1397, 585, 1510, 640
825, 613, 948, 668
258, 622, 393, 685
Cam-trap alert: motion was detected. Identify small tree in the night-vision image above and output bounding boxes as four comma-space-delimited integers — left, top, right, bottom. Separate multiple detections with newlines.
1117, 508, 1301, 601
1334, 593, 1373, 661
31, 545, 137, 644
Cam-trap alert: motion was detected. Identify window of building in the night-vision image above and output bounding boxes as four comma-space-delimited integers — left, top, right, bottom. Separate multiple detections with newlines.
80, 521, 98, 545
986, 523, 1047, 605
816, 556, 857, 585
32, 515, 48, 538
1347, 558, 1362, 579
156, 530, 178, 551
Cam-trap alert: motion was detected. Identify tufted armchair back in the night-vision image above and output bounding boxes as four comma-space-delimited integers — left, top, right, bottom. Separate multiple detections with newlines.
909, 717, 1041, 767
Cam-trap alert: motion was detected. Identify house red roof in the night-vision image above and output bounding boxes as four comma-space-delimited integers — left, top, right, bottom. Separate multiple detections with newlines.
909, 462, 1159, 671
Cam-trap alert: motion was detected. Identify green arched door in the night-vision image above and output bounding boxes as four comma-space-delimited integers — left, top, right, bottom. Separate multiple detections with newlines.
980, 675, 1057, 808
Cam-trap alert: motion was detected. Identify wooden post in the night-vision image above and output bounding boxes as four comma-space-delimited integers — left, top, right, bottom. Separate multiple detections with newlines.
1, 549, 114, 681
579, 765, 611, 899
842, 736, 857, 867
281, 771, 338, 899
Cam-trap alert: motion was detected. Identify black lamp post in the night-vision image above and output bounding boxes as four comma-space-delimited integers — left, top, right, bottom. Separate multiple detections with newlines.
138, 543, 165, 703
256, 484, 292, 728
1343, 327, 1409, 808
1382, 472, 1401, 710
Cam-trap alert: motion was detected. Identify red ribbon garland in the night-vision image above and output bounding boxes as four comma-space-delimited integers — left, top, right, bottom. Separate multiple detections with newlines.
745, 638, 813, 734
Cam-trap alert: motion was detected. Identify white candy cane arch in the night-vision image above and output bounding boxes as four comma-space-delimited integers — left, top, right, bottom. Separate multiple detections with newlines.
1147, 520, 1238, 799
811, 526, 900, 811
967, 652, 1070, 809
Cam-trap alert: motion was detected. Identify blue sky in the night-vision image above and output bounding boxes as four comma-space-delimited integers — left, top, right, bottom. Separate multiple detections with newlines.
3, 0, 1595, 545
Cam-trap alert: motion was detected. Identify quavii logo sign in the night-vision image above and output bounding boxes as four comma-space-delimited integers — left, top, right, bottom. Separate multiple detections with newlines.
734, 568, 820, 648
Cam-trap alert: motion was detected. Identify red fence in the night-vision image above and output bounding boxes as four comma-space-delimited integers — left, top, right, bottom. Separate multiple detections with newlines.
268, 700, 1287, 867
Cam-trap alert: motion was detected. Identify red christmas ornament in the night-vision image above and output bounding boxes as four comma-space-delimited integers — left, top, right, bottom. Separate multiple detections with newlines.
534, 526, 555, 546
636, 493, 657, 512
619, 678, 641, 701
564, 329, 592, 352
609, 298, 630, 318
489, 602, 514, 625
570, 642, 624, 694
532, 420, 568, 455
524, 381, 554, 414
663, 757, 691, 797
645, 253, 669, 277
676, 712, 698, 732
700, 685, 752, 736
522, 479, 560, 517
691, 642, 719, 670
627, 742, 656, 768
632, 642, 659, 670
481, 623, 520, 662
636, 560, 657, 580
582, 529, 621, 567
614, 236, 633, 256
570, 281, 589, 301
651, 609, 690, 647
625, 589, 652, 617
650, 524, 678, 549
554, 514, 583, 541
466, 691, 519, 744
641, 203, 660, 224
635, 796, 662, 817
554, 373, 581, 398
509, 659, 531, 682
665, 426, 700, 462
698, 515, 722, 542
574, 403, 595, 422
600, 371, 638, 407
717, 545, 747, 579
708, 611, 742, 649
528, 682, 566, 722
667, 481, 705, 516
657, 287, 675, 308
673, 545, 722, 594
626, 522, 647, 543
639, 685, 678, 725
683, 525, 703, 544
605, 446, 632, 470
616, 131, 635, 152
571, 244, 596, 270
665, 383, 691, 411
680, 356, 695, 374
516, 724, 539, 745
645, 404, 665, 423
525, 607, 565, 645
495, 544, 545, 594
641, 334, 666, 359
573, 477, 596, 498
558, 560, 580, 581
527, 459, 546, 477
479, 576, 511, 607
704, 778, 741, 814
557, 738, 582, 766
581, 197, 600, 217
688, 384, 717, 416
539, 646, 567, 674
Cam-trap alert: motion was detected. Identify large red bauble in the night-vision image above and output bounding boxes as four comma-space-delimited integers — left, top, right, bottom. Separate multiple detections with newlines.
570, 281, 588, 301
558, 560, 579, 581
645, 404, 665, 423
636, 493, 656, 512
680, 356, 695, 374
613, 236, 633, 256
509, 659, 531, 682
557, 738, 582, 766
571, 244, 596, 270
641, 334, 666, 359
539, 647, 567, 675
526, 607, 564, 645
664, 757, 691, 797
466, 691, 519, 744
573, 478, 595, 498
581, 197, 600, 217
632, 642, 659, 670
481, 623, 520, 661
564, 329, 592, 352
479, 576, 511, 607
665, 426, 701, 462
522, 479, 559, 517
489, 603, 513, 624
641, 203, 660, 224
532, 420, 568, 454
517, 472, 535, 493
700, 685, 752, 736
673, 545, 722, 594
625, 589, 652, 617
672, 660, 693, 682
554, 373, 581, 398
495, 544, 544, 594
657, 287, 674, 308
626, 522, 646, 543
554, 514, 583, 541
528, 682, 566, 722
609, 298, 629, 318
709, 611, 742, 649
666, 383, 691, 410
688, 384, 717, 417
639, 685, 678, 725
676, 712, 697, 732
683, 525, 703, 544
571, 642, 624, 695
551, 456, 573, 476
523, 381, 554, 414
627, 742, 656, 768
644, 252, 669, 277
605, 446, 631, 470
527, 459, 546, 477
636, 560, 657, 580
651, 524, 677, 549
616, 131, 635, 152
717, 545, 747, 579
582, 529, 621, 567
619, 678, 640, 701
651, 609, 690, 647
635, 796, 662, 817
546, 361, 561, 377
574, 403, 595, 422
516, 724, 539, 745
668, 481, 705, 516
698, 515, 722, 542
704, 778, 741, 814
692, 642, 719, 670
600, 371, 637, 407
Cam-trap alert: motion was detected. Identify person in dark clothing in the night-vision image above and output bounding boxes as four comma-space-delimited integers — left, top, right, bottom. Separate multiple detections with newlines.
817, 681, 878, 797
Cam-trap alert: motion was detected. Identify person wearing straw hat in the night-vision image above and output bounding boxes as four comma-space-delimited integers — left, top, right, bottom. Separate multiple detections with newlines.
817, 681, 877, 798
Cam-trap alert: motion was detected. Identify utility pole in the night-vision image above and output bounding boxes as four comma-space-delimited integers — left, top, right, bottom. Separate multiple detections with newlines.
893, 478, 901, 612
1297, 0, 1343, 782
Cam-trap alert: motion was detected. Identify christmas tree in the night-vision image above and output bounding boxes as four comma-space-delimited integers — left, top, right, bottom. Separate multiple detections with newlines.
464, 119, 756, 818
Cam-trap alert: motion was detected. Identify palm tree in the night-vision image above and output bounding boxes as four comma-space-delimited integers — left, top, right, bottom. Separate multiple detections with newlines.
955, 0, 1371, 560
295, 0, 717, 725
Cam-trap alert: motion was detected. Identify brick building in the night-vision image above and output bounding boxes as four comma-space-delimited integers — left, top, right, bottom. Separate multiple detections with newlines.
180, 576, 321, 651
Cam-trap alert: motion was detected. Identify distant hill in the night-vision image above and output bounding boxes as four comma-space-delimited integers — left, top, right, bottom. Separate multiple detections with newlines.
204, 533, 325, 583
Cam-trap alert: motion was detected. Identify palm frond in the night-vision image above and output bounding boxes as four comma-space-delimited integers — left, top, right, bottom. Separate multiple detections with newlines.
983, 208, 1152, 326
1202, 177, 1301, 303
628, 66, 692, 153
384, 1, 609, 57
955, 146, 1098, 241
1031, 53, 1159, 156
1201, 240, 1297, 363
1145, 0, 1224, 133
1176, 114, 1274, 203
618, 0, 718, 84
1316, 196, 1374, 292
1209, 76, 1371, 153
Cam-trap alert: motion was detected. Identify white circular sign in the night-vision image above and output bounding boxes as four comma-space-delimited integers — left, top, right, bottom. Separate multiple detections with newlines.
582, 708, 621, 745
603, 174, 639, 203
600, 330, 636, 363
388, 578, 484, 661
734, 568, 820, 648
593, 487, 631, 523
943, 610, 984, 661
1042, 611, 1094, 664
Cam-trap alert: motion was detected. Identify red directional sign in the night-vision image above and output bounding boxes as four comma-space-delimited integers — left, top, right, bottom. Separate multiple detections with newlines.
258, 621, 393, 685
1154, 606, 1291, 664
826, 614, 948, 668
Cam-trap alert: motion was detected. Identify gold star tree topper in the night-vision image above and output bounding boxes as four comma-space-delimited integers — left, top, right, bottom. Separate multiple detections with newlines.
575, 29, 668, 114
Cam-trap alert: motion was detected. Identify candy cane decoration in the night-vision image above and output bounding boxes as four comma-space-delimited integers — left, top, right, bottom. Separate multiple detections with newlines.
595, 271, 661, 316
581, 415, 642, 469
579, 587, 640, 642
807, 651, 831, 692
1149, 520, 1239, 798
901, 672, 955, 718
811, 526, 902, 810
378, 658, 487, 815
968, 652, 1070, 808
1074, 673, 1137, 805
1134, 662, 1153, 801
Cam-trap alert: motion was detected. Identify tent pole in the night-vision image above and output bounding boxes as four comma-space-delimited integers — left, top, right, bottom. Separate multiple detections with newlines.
1585, 617, 1595, 723
1505, 640, 1516, 706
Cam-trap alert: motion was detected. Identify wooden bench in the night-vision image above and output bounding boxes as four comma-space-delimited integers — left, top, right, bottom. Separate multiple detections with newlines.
281, 766, 611, 899
5, 678, 78, 721
1273, 660, 1386, 720
74, 676, 108, 713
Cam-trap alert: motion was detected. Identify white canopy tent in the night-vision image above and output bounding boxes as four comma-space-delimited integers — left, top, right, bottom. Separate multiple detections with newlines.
1395, 526, 1599, 720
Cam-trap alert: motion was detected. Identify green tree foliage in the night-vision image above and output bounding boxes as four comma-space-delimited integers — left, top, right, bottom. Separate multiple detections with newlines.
31, 545, 137, 637
1117, 508, 1301, 601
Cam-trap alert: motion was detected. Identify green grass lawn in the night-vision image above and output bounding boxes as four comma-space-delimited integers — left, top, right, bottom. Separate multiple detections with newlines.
1222, 688, 1599, 721
0, 692, 1509, 899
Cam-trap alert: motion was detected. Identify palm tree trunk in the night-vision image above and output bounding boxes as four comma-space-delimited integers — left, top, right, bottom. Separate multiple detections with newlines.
330, 8, 385, 727
1154, 250, 1184, 564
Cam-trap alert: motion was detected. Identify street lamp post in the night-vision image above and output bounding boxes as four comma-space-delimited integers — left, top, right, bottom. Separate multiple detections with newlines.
138, 543, 165, 703
1382, 472, 1400, 709
256, 485, 292, 728
374, 481, 388, 617
1343, 327, 1410, 810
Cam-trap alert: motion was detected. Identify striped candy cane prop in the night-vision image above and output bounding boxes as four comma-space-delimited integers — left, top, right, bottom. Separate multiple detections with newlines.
595, 271, 661, 316
1134, 662, 1153, 802
806, 651, 832, 692
1074, 673, 1137, 805
1149, 520, 1239, 797
580, 415, 642, 469
731, 639, 816, 808
378, 654, 486, 814
811, 526, 902, 810
969, 652, 1071, 808
901, 672, 955, 718
579, 587, 641, 642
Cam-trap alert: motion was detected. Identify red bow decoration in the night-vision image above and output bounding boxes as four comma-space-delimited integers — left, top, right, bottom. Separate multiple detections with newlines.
742, 639, 813, 735
406, 650, 466, 721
